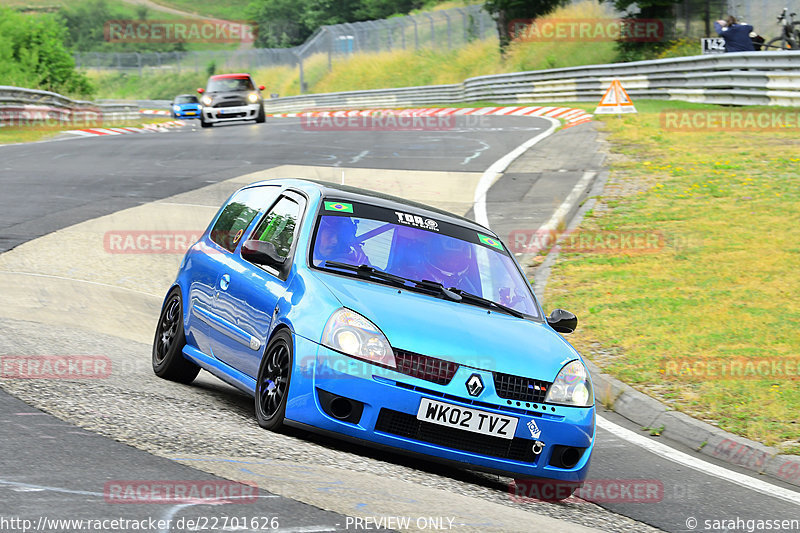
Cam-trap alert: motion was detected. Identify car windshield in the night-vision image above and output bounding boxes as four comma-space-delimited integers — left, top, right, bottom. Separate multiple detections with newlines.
175, 95, 197, 104
310, 201, 540, 318
206, 77, 254, 92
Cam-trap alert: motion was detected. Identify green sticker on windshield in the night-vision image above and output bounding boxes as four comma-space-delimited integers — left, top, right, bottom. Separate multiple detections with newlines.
324, 201, 353, 213
478, 233, 504, 251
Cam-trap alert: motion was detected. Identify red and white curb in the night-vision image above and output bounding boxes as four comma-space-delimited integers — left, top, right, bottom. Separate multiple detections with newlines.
140, 109, 171, 116
266, 106, 592, 127
64, 120, 185, 137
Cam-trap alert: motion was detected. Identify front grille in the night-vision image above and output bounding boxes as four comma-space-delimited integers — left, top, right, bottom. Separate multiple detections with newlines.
375, 408, 538, 463
394, 350, 458, 385
215, 98, 247, 108
493, 372, 551, 403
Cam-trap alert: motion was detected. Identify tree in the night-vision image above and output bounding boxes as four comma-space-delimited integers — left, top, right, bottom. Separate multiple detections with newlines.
248, 0, 314, 47
354, 0, 423, 20
58, 0, 186, 53
0, 7, 93, 96
484, 0, 569, 52
602, 0, 682, 61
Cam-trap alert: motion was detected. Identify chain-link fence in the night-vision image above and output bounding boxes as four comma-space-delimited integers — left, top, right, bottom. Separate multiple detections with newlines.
74, 4, 496, 89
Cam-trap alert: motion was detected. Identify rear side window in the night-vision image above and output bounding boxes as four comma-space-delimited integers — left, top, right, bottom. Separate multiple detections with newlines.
210, 186, 280, 252
250, 196, 301, 259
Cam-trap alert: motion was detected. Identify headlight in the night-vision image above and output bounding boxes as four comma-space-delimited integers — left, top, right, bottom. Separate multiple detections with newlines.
173, 105, 181, 111
322, 308, 395, 368
544, 360, 594, 407
202, 95, 213, 106
247, 92, 259, 103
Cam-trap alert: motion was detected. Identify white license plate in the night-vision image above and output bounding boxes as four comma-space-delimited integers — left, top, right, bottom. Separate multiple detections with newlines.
416, 398, 518, 439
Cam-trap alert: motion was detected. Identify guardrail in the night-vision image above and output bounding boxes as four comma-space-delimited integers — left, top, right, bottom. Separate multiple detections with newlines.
262, 52, 800, 112
4, 52, 798, 125
0, 86, 140, 125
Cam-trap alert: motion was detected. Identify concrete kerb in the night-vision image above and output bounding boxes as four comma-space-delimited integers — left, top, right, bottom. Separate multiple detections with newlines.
528, 130, 800, 491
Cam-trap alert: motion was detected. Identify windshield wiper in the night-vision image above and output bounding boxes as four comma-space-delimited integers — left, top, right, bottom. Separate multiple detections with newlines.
324, 261, 409, 287
324, 262, 461, 300
448, 288, 526, 319
323, 262, 523, 317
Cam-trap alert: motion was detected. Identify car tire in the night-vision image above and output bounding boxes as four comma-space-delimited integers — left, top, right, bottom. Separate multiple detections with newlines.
152, 287, 201, 384
255, 104, 266, 124
200, 115, 211, 128
254, 329, 293, 431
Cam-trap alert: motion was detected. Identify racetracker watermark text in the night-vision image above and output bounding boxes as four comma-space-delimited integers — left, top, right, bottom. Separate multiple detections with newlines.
1, 356, 111, 379
104, 480, 258, 504
510, 478, 664, 503
299, 111, 492, 131
661, 110, 800, 131
104, 20, 256, 44
104, 230, 203, 254
507, 228, 672, 255
509, 18, 664, 42
662, 357, 800, 381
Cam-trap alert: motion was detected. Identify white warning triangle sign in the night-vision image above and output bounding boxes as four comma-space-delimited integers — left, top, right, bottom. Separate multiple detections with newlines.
594, 79, 637, 114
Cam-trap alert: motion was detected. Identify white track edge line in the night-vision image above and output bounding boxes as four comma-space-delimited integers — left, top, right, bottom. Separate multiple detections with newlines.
473, 117, 560, 228
596, 417, 800, 506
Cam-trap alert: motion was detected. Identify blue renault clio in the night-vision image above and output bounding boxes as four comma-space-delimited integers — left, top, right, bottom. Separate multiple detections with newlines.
153, 179, 595, 491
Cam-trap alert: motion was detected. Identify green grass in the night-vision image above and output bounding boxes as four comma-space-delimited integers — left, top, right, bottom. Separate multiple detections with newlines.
89, 70, 211, 100
542, 100, 800, 452
90, 1, 632, 100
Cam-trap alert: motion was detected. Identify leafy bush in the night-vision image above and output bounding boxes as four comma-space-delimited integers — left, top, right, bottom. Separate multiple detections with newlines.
0, 7, 93, 97
656, 38, 701, 59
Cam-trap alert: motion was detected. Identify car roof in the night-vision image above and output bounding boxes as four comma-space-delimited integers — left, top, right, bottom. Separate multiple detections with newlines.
174, 94, 196, 98
247, 178, 492, 235
209, 73, 251, 79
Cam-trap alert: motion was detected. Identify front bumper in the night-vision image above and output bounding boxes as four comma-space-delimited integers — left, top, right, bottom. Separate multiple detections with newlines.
202, 103, 261, 123
285, 339, 595, 482
175, 107, 200, 118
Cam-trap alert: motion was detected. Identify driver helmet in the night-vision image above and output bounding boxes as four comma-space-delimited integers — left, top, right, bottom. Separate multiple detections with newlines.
423, 237, 472, 284
316, 216, 358, 260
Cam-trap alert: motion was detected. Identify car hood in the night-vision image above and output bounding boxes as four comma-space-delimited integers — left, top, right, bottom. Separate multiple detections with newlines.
314, 271, 580, 380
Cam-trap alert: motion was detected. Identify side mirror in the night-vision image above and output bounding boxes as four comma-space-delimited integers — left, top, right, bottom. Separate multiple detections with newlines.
241, 239, 286, 268
197, 88, 205, 94
258, 85, 265, 91
547, 309, 578, 334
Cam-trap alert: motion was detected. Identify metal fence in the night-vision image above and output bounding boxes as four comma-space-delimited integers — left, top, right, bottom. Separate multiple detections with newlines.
0, 86, 139, 126
258, 52, 800, 110
74, 4, 496, 86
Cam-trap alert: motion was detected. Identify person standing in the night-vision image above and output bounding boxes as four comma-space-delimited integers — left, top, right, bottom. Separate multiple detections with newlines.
714, 16, 755, 52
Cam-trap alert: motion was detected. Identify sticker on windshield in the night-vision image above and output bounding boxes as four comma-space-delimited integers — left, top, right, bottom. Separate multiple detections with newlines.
324, 201, 353, 213
393, 211, 440, 232
478, 233, 504, 251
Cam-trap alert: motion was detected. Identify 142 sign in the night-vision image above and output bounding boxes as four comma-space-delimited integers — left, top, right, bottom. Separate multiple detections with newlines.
701, 37, 726, 54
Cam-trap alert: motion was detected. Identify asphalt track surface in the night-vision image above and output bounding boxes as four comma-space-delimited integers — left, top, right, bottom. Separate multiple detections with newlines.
1, 116, 799, 532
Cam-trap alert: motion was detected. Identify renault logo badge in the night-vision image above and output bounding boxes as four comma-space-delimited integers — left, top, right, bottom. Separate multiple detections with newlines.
466, 374, 484, 396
